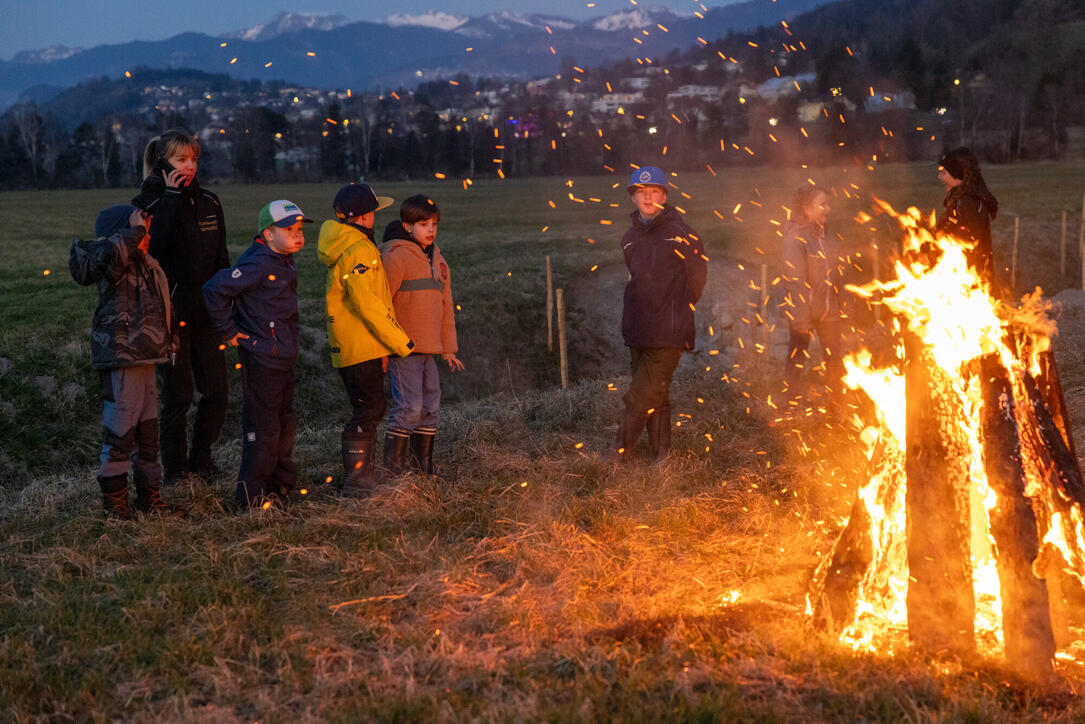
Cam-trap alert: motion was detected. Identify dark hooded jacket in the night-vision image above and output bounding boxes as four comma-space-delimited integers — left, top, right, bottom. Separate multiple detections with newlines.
936, 188, 998, 282
132, 172, 229, 328
70, 226, 173, 370
620, 205, 707, 350
202, 237, 299, 371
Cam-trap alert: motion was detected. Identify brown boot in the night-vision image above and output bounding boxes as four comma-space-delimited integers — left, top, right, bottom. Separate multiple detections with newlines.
605, 408, 647, 462
133, 477, 184, 517
98, 475, 132, 520
645, 406, 671, 463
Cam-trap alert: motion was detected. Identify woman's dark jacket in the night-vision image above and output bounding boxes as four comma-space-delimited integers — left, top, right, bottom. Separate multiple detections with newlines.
132, 173, 229, 329
936, 189, 997, 282
620, 206, 708, 350
69, 227, 173, 370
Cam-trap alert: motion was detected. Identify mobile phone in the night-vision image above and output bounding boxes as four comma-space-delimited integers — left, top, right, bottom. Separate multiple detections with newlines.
155, 156, 175, 176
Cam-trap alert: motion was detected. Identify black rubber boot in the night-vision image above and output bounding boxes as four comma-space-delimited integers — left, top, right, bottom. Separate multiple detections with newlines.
410, 429, 436, 475
645, 406, 671, 463
383, 429, 410, 475
342, 435, 379, 498
98, 474, 132, 520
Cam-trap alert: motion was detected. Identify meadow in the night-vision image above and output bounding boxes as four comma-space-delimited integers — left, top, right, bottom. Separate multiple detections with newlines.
2, 163, 1085, 721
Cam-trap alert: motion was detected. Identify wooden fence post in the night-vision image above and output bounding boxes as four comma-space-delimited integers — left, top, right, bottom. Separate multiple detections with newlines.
759, 263, 770, 354
556, 288, 568, 390
546, 255, 553, 353
1061, 210, 1067, 279
1079, 194, 1085, 290
1011, 216, 1019, 292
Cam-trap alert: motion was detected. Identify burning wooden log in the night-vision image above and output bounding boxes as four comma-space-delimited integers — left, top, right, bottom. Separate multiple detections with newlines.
903, 332, 975, 654
978, 353, 1056, 677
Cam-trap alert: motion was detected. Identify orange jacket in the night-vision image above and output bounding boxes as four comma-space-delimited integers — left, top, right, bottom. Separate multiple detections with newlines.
381, 237, 458, 355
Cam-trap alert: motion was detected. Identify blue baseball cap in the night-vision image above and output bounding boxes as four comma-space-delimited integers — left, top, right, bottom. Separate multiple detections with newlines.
627, 165, 668, 193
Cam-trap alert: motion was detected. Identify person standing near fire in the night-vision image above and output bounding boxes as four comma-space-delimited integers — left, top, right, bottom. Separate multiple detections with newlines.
779, 184, 844, 403
132, 129, 230, 485
610, 165, 707, 463
935, 147, 1000, 289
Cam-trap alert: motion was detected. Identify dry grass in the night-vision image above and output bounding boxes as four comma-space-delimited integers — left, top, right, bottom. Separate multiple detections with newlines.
4, 165, 1085, 720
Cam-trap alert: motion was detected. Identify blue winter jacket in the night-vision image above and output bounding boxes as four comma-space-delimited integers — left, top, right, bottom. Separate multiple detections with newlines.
202, 237, 299, 371
620, 206, 707, 350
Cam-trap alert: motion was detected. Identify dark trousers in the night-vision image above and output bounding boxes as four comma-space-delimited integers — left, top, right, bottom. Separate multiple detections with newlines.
620, 347, 682, 451
785, 318, 844, 393
337, 359, 387, 447
158, 322, 228, 473
237, 349, 297, 506
98, 365, 160, 485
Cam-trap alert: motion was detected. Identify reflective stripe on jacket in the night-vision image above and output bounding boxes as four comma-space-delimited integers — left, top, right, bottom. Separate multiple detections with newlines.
381, 236, 458, 355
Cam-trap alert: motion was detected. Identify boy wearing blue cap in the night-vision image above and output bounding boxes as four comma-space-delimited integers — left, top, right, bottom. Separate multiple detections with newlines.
203, 200, 313, 509
70, 204, 180, 519
611, 166, 707, 463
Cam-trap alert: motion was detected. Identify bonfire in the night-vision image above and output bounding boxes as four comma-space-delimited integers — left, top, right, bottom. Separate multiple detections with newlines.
809, 199, 1085, 680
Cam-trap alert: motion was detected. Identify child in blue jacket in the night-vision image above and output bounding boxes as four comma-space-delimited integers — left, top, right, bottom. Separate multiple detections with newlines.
203, 200, 313, 509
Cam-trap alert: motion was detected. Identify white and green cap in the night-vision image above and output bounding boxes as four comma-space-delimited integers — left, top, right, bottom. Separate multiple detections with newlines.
258, 199, 313, 232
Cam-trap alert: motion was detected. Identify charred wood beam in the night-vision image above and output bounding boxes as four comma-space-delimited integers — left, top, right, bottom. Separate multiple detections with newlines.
904, 332, 975, 653
978, 354, 1056, 678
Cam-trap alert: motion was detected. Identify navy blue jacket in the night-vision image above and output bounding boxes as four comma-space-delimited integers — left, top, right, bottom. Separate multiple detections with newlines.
202, 238, 299, 371
620, 206, 707, 350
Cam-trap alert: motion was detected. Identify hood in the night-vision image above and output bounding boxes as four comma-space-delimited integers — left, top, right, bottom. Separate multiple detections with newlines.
317, 219, 368, 268
381, 237, 426, 256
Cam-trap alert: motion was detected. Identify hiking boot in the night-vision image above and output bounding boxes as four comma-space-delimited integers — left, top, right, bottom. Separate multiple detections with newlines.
133, 480, 184, 517
383, 429, 411, 476
342, 436, 379, 498
409, 429, 436, 475
98, 474, 132, 520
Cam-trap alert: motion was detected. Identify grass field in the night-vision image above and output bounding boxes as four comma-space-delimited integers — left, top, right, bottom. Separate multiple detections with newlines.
2, 164, 1085, 720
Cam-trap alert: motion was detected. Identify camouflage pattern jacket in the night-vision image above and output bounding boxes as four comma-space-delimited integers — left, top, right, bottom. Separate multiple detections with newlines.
70, 226, 173, 369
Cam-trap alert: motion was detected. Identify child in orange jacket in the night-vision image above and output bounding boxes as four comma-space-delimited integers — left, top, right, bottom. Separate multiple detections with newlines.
380, 195, 462, 474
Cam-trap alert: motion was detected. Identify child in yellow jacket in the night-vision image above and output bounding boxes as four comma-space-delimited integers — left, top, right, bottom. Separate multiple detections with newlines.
380, 195, 462, 475
317, 183, 414, 497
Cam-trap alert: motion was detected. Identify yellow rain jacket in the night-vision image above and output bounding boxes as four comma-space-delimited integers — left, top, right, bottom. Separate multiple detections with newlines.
317, 219, 414, 367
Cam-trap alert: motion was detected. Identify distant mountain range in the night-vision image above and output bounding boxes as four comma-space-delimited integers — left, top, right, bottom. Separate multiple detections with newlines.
0, 0, 830, 110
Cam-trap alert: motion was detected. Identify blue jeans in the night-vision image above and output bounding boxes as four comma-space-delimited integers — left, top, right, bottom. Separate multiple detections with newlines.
387, 355, 441, 433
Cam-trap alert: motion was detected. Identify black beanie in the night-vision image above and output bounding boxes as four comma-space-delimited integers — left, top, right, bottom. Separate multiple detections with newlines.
95, 204, 137, 238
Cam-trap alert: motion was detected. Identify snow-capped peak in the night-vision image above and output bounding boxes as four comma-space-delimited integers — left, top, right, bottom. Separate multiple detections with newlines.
12, 45, 83, 64
385, 11, 469, 31
223, 12, 351, 42
592, 8, 676, 32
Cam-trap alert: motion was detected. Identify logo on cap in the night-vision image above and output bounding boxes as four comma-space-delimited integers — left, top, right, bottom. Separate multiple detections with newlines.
639, 170, 652, 183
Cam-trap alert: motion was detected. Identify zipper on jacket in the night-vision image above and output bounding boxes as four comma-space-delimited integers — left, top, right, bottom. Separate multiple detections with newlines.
270, 320, 278, 356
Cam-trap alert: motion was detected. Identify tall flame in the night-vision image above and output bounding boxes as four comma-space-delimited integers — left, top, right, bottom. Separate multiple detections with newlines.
825, 199, 1084, 660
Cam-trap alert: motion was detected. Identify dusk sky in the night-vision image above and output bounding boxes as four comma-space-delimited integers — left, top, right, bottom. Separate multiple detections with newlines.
1, 0, 741, 60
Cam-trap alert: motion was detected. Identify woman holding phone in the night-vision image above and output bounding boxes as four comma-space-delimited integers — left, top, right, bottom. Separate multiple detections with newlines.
132, 128, 230, 484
